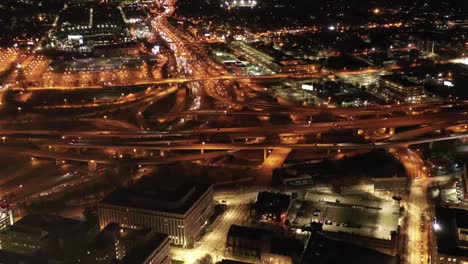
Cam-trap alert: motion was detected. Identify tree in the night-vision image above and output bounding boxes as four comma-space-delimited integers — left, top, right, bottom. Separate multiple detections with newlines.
194, 254, 213, 264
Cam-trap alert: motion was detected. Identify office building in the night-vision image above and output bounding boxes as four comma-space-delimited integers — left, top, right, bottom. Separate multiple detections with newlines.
379, 75, 423, 102
98, 183, 213, 248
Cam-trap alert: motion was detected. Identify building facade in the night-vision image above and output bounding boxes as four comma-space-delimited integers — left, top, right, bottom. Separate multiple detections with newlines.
0, 208, 13, 231
98, 184, 213, 248
81, 223, 171, 264
226, 225, 303, 264
373, 177, 408, 196
0, 214, 93, 259
379, 75, 423, 102
251, 192, 290, 224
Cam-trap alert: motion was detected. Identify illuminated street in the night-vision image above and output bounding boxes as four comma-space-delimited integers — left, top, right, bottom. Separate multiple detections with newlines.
0, 0, 467, 263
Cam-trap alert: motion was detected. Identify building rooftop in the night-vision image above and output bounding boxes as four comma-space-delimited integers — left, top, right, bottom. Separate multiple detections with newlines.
87, 223, 169, 263
253, 191, 291, 213
89, 223, 155, 251
227, 225, 303, 258
118, 232, 169, 264
434, 207, 468, 258
8, 214, 91, 237
381, 75, 419, 87
0, 250, 47, 264
301, 231, 396, 264
100, 183, 212, 215
220, 259, 252, 264
289, 192, 399, 240
227, 225, 273, 241
270, 237, 304, 258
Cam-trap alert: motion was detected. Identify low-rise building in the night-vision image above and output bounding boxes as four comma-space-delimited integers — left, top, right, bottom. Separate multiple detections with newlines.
0, 250, 47, 264
219, 259, 252, 264
0, 207, 13, 231
0, 214, 170, 264
288, 192, 400, 255
251, 192, 291, 224
301, 231, 397, 264
79, 223, 170, 264
278, 60, 317, 74
0, 214, 94, 261
98, 183, 213, 248
432, 207, 468, 264
379, 75, 423, 102
373, 177, 408, 196
226, 225, 303, 264
48, 2, 135, 54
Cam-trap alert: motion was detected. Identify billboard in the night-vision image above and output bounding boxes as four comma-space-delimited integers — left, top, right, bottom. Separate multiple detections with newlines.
67, 35, 83, 45
301, 84, 314, 91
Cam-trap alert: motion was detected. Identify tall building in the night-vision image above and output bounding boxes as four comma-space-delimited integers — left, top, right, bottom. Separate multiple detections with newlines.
98, 183, 214, 248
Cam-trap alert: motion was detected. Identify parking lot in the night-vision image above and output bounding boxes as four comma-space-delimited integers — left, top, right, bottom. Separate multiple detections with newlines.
288, 192, 400, 240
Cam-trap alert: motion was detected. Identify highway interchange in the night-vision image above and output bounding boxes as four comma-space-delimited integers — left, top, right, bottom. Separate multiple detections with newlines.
0, 0, 467, 264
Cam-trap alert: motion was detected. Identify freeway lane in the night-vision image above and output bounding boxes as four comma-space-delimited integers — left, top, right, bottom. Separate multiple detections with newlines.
152, 101, 463, 119
388, 121, 467, 141
0, 134, 466, 166
0, 145, 237, 165
1, 111, 465, 139
42, 134, 468, 151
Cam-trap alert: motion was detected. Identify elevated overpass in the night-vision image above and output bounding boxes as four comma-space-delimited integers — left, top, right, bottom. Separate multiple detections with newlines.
0, 133, 463, 167
1, 112, 465, 139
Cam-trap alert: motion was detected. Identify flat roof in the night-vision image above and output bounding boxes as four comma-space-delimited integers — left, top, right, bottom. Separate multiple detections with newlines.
100, 183, 212, 215
289, 193, 399, 240
6, 214, 91, 237
434, 207, 468, 257
119, 232, 168, 264
220, 259, 252, 264
254, 192, 290, 212
381, 75, 419, 87
301, 231, 396, 264
227, 225, 273, 240
0, 250, 47, 264
270, 237, 304, 257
